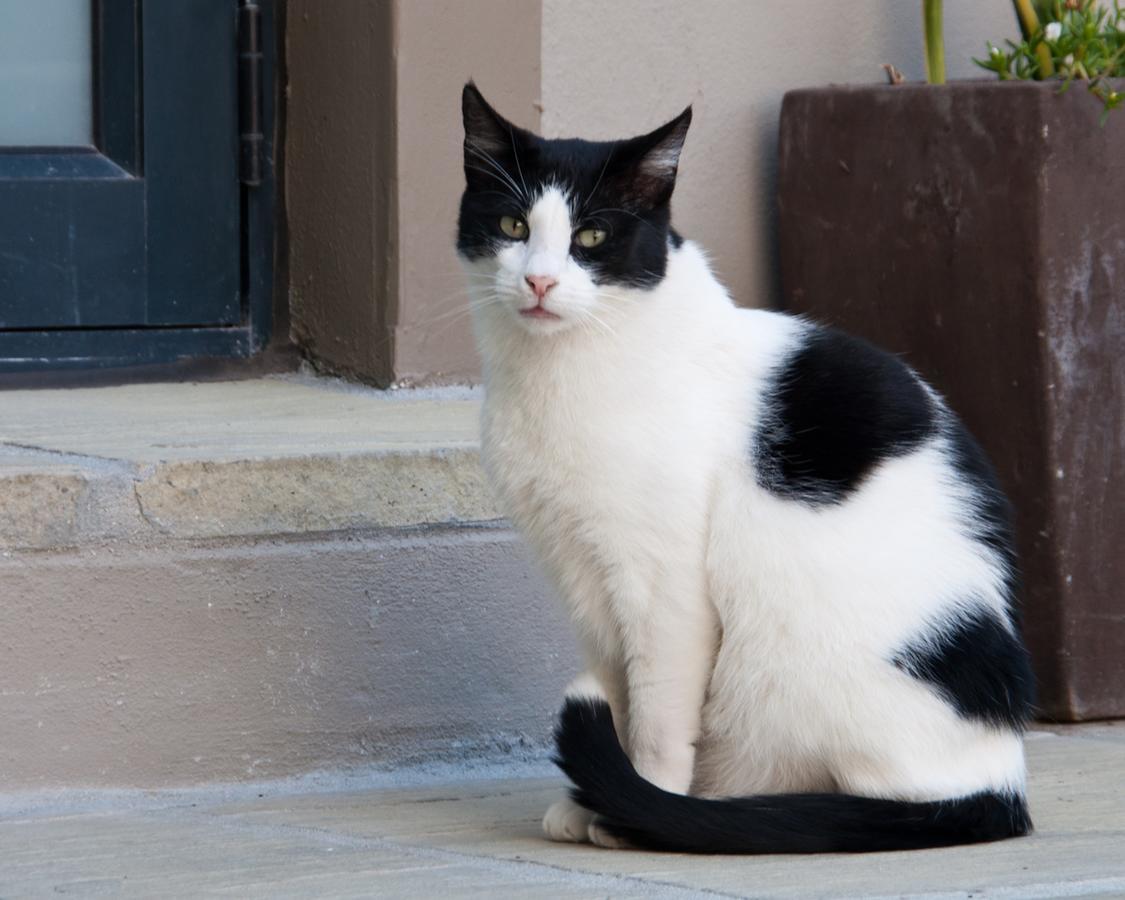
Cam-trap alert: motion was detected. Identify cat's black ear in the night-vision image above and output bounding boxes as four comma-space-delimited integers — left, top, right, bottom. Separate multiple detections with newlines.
615, 106, 692, 207
612, 106, 688, 208
462, 82, 520, 167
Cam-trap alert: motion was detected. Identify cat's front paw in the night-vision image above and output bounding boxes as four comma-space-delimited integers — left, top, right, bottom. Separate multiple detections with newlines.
542, 797, 594, 843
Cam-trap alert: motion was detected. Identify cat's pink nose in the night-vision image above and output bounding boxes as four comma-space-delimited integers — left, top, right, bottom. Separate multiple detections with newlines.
525, 275, 558, 300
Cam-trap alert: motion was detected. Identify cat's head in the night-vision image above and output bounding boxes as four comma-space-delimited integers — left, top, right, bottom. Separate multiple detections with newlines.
457, 82, 691, 335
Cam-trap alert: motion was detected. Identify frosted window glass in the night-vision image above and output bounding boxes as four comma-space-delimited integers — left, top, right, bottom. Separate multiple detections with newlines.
0, 0, 93, 146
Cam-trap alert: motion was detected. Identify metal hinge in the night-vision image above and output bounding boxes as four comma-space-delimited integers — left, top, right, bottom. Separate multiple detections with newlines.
238, 0, 264, 186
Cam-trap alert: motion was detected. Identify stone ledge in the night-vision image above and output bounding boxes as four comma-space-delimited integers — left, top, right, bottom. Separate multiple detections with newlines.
0, 377, 499, 550
0, 467, 87, 550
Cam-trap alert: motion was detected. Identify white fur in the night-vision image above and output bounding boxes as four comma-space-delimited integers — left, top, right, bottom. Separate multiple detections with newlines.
465, 189, 1026, 842
543, 796, 595, 843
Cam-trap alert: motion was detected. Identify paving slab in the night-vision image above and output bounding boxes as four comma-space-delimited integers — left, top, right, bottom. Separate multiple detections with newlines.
1, 723, 1122, 899
0, 811, 652, 899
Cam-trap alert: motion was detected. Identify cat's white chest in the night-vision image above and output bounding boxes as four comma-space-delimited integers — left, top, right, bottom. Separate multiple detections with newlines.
479, 308, 767, 541
481, 372, 668, 529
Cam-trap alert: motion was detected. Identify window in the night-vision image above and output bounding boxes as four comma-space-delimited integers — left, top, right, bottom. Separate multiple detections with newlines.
0, 0, 275, 372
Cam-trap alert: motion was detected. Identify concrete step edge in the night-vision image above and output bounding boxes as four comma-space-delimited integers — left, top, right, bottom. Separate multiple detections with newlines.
0, 443, 502, 551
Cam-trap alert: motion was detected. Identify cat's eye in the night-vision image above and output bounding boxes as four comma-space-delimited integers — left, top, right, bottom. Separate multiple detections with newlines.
575, 227, 607, 249
499, 216, 528, 240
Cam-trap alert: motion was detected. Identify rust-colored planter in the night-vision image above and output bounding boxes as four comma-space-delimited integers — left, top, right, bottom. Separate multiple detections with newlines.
777, 81, 1125, 721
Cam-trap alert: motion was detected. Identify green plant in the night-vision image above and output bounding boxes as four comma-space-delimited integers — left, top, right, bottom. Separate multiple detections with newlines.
976, 0, 1125, 121
924, 0, 946, 84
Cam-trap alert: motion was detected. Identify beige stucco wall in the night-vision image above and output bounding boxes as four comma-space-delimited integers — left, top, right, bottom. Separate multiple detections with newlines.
392, 0, 541, 385
540, 0, 1017, 311
288, 0, 1021, 384
286, 0, 540, 386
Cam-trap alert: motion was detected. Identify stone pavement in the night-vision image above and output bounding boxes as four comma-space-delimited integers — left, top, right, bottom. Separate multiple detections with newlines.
2, 723, 1123, 899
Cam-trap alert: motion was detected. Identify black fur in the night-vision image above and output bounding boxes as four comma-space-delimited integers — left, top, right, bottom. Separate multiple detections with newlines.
756, 329, 1035, 723
554, 698, 1032, 854
457, 83, 690, 288
893, 607, 1035, 729
755, 327, 937, 505
945, 420, 1023, 614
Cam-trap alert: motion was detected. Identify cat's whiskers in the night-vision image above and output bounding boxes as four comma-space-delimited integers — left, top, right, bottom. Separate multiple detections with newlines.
593, 287, 641, 314
464, 165, 525, 205
507, 126, 530, 201
580, 309, 617, 339
472, 189, 532, 208
402, 286, 509, 333
465, 141, 523, 196
584, 206, 665, 238
448, 273, 503, 284
465, 141, 527, 205
428, 295, 498, 321
579, 150, 614, 219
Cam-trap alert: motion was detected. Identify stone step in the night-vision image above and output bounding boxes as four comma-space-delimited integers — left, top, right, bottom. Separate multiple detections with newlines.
0, 376, 496, 549
0, 377, 576, 791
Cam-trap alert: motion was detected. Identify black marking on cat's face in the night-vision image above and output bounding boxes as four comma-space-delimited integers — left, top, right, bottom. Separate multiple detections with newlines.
755, 327, 938, 505
893, 606, 1035, 729
457, 82, 690, 289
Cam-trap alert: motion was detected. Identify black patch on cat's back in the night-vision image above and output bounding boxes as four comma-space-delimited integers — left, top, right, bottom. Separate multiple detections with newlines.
894, 608, 1035, 729
945, 420, 1021, 609
755, 327, 937, 505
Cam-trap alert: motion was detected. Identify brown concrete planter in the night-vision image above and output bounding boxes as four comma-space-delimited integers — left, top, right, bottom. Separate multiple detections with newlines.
777, 81, 1125, 721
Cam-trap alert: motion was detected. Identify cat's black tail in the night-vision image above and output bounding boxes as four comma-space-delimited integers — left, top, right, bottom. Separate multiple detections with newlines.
553, 698, 1031, 854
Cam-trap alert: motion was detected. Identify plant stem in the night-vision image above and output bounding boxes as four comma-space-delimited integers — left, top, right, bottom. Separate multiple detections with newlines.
1011, 0, 1057, 76
924, 0, 946, 84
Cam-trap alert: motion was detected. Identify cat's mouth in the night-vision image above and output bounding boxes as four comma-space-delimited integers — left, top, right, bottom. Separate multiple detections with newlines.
519, 304, 561, 320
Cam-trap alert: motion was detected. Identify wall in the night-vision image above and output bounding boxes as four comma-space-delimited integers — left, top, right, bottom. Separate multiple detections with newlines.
541, 0, 1018, 311
287, 0, 1022, 382
286, 0, 397, 384
285, 0, 540, 387
392, 0, 541, 384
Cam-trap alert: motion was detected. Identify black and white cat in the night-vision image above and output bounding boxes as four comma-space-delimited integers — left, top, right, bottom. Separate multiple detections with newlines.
456, 82, 1035, 854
